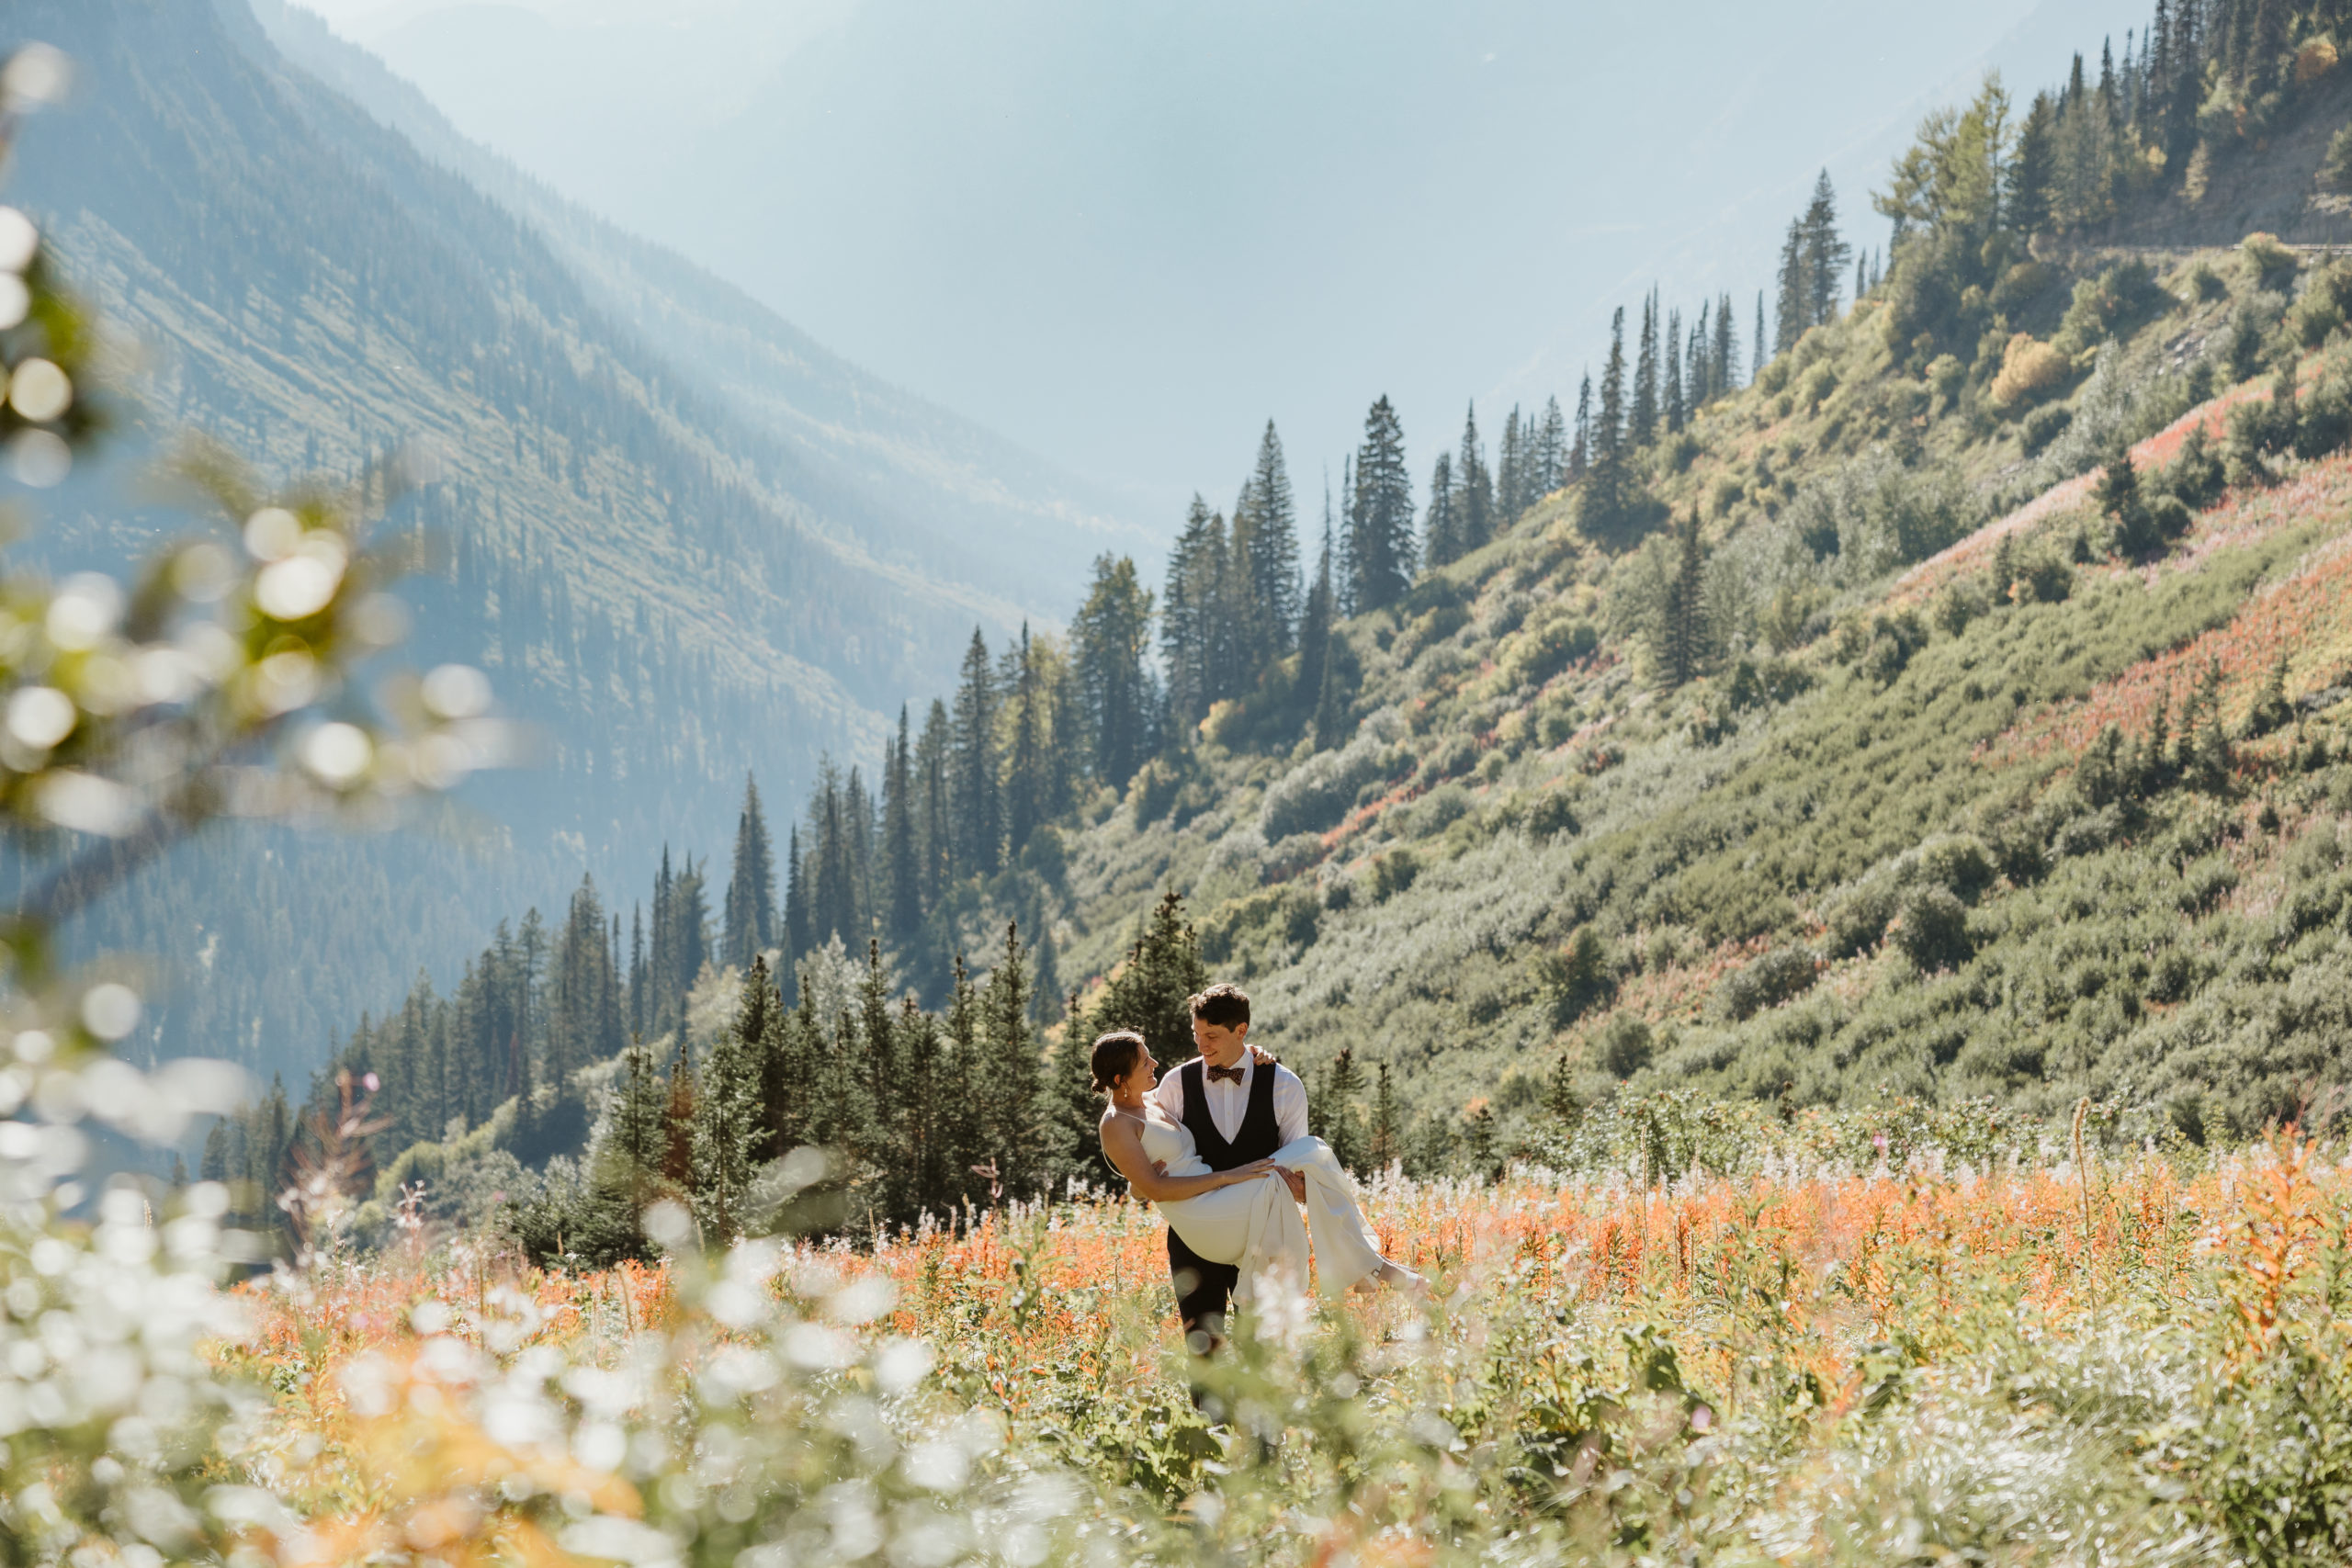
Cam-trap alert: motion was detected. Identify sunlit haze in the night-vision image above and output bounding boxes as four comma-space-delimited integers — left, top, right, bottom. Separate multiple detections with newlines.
292, 0, 2150, 525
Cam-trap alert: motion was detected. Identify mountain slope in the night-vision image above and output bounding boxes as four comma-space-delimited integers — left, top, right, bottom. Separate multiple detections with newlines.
0, 0, 1129, 1086
245, 0, 1152, 616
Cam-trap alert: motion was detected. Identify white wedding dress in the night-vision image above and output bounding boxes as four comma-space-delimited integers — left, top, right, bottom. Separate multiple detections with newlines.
1138, 1108, 1392, 1303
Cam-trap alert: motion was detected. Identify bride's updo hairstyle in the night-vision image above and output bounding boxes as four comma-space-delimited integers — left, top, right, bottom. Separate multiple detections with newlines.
1089, 1031, 1147, 1096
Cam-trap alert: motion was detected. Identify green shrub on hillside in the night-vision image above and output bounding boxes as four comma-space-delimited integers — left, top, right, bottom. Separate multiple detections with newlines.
1261, 730, 1396, 839
1712, 944, 1820, 1021
2243, 231, 2300, 291
2052, 263, 2174, 360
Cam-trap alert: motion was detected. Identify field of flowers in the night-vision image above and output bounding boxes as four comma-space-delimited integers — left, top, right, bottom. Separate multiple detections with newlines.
161, 1129, 2352, 1566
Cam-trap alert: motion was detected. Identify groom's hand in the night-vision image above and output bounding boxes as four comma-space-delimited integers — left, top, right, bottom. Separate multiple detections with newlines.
1279, 1167, 1306, 1203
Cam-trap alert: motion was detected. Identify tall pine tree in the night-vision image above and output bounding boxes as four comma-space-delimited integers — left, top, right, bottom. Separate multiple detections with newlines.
882, 708, 922, 943
721, 774, 775, 972
952, 629, 1001, 877
1630, 292, 1660, 446
1345, 396, 1415, 612
1072, 554, 1153, 789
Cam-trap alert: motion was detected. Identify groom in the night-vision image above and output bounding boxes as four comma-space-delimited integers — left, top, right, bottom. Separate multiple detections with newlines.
1145, 982, 1309, 1353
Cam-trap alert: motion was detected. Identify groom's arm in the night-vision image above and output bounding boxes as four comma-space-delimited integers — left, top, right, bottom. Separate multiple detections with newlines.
1273, 1065, 1308, 1145
1272, 1066, 1311, 1201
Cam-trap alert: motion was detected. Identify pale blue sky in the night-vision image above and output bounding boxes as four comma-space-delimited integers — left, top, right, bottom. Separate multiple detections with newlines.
296, 0, 2154, 529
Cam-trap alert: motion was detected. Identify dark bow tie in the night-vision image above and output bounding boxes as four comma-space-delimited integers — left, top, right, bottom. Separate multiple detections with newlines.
1204, 1064, 1245, 1084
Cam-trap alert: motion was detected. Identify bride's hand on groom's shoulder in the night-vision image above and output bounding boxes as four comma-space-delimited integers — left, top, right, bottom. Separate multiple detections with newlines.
1246, 1043, 1279, 1066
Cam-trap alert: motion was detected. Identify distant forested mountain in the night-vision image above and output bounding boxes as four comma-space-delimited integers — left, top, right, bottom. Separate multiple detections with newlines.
0, 0, 1143, 1090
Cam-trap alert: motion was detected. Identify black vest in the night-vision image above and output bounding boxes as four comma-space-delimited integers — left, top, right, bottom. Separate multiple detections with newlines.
1179, 1057, 1282, 1171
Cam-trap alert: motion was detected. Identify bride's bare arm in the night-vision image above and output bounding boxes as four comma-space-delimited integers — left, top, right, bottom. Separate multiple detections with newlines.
1100, 1115, 1277, 1201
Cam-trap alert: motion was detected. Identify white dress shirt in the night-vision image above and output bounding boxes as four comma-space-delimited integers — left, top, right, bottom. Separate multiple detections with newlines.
1148, 1055, 1308, 1148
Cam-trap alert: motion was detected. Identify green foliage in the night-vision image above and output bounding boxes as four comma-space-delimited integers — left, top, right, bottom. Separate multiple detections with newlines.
2052, 263, 2174, 358
1370, 849, 1420, 903
2243, 231, 2301, 292
1541, 928, 1614, 1026
1711, 943, 1819, 1021
1596, 1013, 1655, 1078
2326, 122, 2352, 192
2021, 402, 2074, 453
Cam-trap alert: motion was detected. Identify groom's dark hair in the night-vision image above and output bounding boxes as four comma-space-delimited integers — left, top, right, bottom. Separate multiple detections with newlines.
1188, 983, 1250, 1029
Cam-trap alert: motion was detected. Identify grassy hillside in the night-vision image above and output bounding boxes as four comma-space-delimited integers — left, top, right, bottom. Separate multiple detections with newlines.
1044, 243, 2352, 1155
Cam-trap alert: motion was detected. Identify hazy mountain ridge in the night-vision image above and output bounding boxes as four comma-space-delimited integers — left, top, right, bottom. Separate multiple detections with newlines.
244, 0, 1152, 614
0, 0, 1131, 1088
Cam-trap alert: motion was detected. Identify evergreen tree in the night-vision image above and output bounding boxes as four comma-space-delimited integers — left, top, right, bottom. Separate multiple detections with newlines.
890, 998, 947, 1214
1631, 292, 1660, 445
660, 1041, 697, 1196
1423, 449, 1459, 569
1241, 421, 1302, 655
941, 955, 987, 1204
842, 767, 876, 942
1072, 554, 1153, 789
1044, 645, 1080, 821
1162, 498, 1225, 732
1657, 511, 1711, 689
2096, 436, 2153, 554
1456, 401, 1493, 554
1553, 927, 1613, 1023
1713, 292, 1739, 398
596, 1032, 668, 1239
980, 921, 1049, 1199
1346, 396, 1416, 612
1578, 307, 1647, 549
767, 978, 822, 1160
799, 965, 879, 1185
1029, 921, 1063, 1029
952, 629, 1001, 876
692, 961, 766, 1241
2008, 91, 2058, 236
2188, 658, 2232, 790
539, 874, 619, 1148
1004, 626, 1050, 858
1663, 309, 1685, 434
782, 828, 811, 981
1051, 989, 1115, 1188
1800, 171, 1853, 330
1370, 1063, 1401, 1173
1535, 395, 1567, 492
1754, 292, 1767, 380
808, 762, 855, 949
1497, 406, 1525, 521
882, 707, 922, 943
1774, 218, 1807, 355
1296, 510, 1337, 739
1569, 373, 1592, 479
1089, 890, 1210, 1065
915, 698, 953, 903
854, 940, 905, 1213
1317, 1047, 1368, 1176
721, 774, 776, 973
1313, 617, 1357, 747
628, 904, 647, 1039
1687, 300, 1712, 413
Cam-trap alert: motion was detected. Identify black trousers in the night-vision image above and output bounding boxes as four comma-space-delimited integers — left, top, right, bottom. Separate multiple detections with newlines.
1168, 1224, 1238, 1352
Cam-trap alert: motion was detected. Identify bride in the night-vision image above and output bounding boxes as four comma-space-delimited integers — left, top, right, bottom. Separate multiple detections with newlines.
1092, 1030, 1423, 1310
